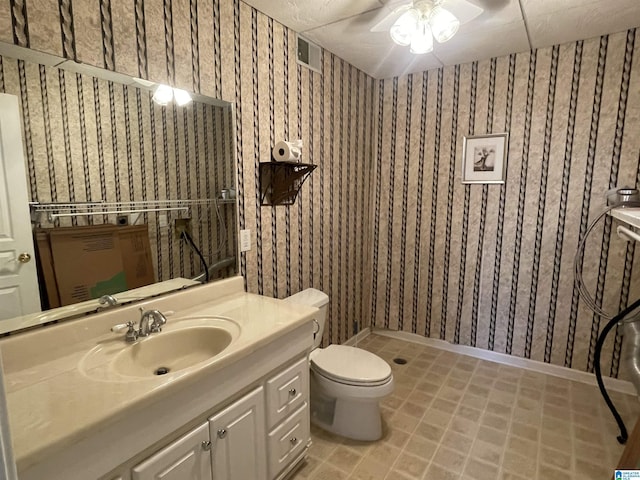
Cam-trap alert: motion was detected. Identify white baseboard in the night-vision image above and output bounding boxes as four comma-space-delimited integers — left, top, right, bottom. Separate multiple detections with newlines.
342, 327, 371, 346
371, 328, 637, 396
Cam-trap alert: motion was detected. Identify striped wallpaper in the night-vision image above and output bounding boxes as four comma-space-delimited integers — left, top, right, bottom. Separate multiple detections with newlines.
0, 0, 376, 349
2, 1, 639, 378
370, 29, 640, 379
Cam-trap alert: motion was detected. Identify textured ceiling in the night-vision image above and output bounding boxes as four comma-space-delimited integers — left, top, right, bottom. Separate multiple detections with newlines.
241, 0, 640, 79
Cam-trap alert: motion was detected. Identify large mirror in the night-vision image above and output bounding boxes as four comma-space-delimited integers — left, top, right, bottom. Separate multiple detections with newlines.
0, 45, 238, 335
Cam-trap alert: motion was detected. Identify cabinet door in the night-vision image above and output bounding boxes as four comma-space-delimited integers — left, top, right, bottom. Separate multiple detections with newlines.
132, 423, 212, 480
209, 386, 267, 480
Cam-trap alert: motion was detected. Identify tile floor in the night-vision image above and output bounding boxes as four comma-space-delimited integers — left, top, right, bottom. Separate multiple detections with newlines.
292, 334, 639, 480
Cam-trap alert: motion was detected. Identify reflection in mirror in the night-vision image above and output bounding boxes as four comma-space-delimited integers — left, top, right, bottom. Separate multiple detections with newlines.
0, 48, 238, 335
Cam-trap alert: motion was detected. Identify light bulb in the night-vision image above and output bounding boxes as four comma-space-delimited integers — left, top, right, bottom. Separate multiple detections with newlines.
390, 9, 419, 46
173, 88, 192, 106
152, 84, 173, 105
429, 6, 460, 43
410, 21, 434, 54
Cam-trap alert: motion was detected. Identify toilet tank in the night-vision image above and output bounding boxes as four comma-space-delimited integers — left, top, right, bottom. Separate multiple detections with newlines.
284, 288, 329, 349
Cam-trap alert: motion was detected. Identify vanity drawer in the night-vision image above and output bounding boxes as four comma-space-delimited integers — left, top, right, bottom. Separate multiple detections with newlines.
266, 356, 308, 428
267, 403, 310, 479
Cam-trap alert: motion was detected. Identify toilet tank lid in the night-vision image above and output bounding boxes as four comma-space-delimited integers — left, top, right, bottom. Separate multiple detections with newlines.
284, 288, 329, 308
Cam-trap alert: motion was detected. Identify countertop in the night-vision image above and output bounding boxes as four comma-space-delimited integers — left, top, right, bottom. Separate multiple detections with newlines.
0, 277, 317, 473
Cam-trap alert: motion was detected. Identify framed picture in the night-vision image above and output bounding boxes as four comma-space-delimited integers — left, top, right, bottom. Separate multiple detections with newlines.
461, 133, 509, 184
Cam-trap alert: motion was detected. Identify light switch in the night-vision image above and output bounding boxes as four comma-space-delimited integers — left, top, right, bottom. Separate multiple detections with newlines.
240, 229, 251, 252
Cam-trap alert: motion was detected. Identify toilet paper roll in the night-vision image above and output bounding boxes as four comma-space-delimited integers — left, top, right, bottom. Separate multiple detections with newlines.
272, 140, 302, 162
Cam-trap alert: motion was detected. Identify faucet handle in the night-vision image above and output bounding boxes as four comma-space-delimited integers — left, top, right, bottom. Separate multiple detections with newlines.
111, 322, 131, 334
111, 321, 138, 342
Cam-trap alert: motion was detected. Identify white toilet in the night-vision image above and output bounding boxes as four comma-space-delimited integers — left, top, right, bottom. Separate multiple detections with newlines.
285, 288, 394, 441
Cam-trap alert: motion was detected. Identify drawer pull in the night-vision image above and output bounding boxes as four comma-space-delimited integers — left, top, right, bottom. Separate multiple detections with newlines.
290, 437, 297, 445
217, 429, 227, 439
288, 388, 297, 396
201, 440, 212, 451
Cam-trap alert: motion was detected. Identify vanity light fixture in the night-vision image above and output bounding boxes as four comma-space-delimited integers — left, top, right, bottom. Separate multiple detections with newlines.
390, 0, 461, 54
173, 88, 192, 106
152, 84, 174, 106
152, 84, 193, 106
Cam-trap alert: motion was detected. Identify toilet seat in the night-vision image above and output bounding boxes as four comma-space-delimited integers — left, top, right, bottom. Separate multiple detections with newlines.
310, 345, 392, 386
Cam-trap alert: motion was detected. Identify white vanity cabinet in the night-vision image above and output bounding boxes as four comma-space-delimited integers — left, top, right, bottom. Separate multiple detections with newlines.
129, 357, 310, 480
5, 280, 317, 480
132, 423, 211, 480
209, 386, 267, 480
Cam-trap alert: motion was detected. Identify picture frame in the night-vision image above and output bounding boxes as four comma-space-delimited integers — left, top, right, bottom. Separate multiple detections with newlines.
461, 133, 509, 184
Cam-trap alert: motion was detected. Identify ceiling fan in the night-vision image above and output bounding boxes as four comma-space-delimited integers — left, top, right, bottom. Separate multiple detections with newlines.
371, 0, 484, 54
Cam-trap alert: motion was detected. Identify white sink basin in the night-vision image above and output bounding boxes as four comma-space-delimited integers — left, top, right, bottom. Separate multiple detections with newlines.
112, 326, 233, 377
79, 316, 240, 380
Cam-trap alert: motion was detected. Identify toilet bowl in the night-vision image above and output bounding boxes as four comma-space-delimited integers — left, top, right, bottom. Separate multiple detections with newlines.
284, 289, 394, 441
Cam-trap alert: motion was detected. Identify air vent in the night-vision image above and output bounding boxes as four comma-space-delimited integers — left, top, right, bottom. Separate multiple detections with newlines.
296, 35, 321, 74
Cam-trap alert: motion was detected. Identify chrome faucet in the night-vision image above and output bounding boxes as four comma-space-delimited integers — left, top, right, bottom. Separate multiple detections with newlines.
111, 308, 168, 342
138, 309, 168, 337
98, 294, 118, 307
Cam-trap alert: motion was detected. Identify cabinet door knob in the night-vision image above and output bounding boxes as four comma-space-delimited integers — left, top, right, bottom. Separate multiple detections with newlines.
201, 440, 212, 451
288, 388, 296, 396
17, 253, 31, 263
289, 437, 297, 445
217, 429, 227, 439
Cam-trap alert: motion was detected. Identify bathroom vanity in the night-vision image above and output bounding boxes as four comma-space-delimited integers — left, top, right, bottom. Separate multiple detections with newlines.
0, 277, 316, 480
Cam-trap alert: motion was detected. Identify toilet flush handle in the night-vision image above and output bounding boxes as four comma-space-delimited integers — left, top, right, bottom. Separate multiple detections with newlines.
312, 319, 319, 340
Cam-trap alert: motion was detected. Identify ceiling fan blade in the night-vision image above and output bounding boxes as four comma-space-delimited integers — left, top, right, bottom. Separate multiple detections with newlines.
369, 4, 412, 32
440, 0, 484, 24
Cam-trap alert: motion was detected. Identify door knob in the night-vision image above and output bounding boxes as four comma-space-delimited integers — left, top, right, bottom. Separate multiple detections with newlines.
217, 429, 227, 439
17, 253, 31, 263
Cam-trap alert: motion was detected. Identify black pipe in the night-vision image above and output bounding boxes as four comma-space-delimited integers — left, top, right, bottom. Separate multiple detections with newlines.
594, 295, 640, 444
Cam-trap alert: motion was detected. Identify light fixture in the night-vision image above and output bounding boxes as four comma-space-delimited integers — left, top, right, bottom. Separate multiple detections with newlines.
429, 5, 460, 43
410, 21, 434, 54
390, 0, 461, 54
173, 88, 192, 106
151, 85, 193, 106
390, 9, 419, 46
152, 84, 173, 106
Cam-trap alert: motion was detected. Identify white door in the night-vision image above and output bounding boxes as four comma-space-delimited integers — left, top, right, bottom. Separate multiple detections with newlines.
0, 94, 40, 320
209, 387, 267, 480
132, 423, 212, 480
